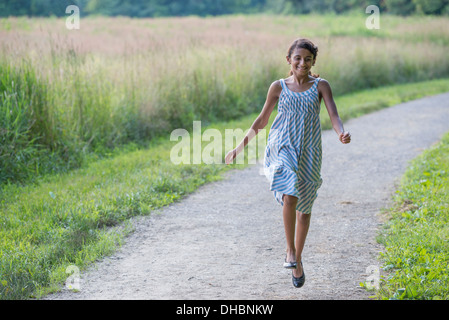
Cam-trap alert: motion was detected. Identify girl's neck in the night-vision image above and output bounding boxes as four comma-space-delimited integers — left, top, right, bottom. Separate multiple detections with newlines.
291, 74, 312, 85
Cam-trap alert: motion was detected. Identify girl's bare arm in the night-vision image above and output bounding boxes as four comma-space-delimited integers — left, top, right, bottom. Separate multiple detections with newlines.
225, 80, 281, 164
319, 79, 351, 144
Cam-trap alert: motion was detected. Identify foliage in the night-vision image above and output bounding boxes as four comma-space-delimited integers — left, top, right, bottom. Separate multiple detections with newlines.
1, 0, 448, 17
384, 0, 417, 15
413, 0, 449, 15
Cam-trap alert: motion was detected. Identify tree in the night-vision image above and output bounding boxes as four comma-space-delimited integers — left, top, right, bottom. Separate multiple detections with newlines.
384, 0, 417, 15
413, 0, 449, 15
0, 0, 32, 16
0, 0, 446, 17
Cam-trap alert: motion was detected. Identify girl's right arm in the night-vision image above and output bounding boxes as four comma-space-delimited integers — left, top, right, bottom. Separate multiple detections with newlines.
225, 80, 281, 165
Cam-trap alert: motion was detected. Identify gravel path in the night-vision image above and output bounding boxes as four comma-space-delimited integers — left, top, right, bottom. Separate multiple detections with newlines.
45, 93, 449, 300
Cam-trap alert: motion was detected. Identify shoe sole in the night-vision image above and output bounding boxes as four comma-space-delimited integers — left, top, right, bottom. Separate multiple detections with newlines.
283, 262, 297, 269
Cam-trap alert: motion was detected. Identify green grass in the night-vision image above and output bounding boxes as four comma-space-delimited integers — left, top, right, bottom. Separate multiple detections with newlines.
0, 141, 226, 299
373, 131, 449, 300
1, 78, 449, 299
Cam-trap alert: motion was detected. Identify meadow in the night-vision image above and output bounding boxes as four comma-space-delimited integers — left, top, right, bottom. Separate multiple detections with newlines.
1, 13, 449, 299
2, 14, 449, 184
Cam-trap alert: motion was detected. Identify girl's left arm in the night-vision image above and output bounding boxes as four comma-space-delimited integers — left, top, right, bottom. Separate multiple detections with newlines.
319, 79, 351, 144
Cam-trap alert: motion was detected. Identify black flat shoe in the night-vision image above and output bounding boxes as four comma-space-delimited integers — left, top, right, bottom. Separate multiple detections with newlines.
292, 262, 305, 288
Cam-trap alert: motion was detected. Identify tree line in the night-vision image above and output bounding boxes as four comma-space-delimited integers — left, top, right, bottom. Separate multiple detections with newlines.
0, 0, 448, 18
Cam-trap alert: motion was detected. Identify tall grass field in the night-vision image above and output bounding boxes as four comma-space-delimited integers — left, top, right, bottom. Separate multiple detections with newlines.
1, 13, 449, 299
2, 14, 449, 185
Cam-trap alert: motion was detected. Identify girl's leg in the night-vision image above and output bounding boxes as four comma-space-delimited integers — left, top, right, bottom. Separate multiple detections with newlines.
282, 194, 298, 264
293, 212, 311, 277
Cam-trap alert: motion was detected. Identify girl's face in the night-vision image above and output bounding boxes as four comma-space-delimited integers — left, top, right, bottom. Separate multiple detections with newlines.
287, 47, 315, 77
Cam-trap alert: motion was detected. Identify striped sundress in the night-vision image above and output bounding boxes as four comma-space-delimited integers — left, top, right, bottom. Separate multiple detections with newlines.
263, 77, 323, 214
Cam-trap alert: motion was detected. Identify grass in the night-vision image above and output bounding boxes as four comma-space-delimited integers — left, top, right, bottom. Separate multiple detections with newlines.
1, 14, 449, 185
1, 77, 449, 299
0, 140, 226, 299
373, 131, 449, 300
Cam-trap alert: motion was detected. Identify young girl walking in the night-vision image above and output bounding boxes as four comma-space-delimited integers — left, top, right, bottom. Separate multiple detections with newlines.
225, 38, 351, 288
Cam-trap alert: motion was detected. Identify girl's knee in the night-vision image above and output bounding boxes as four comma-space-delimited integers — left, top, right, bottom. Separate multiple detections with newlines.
283, 194, 298, 206
297, 211, 311, 221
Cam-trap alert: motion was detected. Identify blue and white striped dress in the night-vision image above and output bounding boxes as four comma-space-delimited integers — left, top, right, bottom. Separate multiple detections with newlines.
263, 77, 323, 214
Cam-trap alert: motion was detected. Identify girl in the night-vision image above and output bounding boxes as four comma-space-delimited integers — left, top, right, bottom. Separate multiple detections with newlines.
225, 38, 351, 288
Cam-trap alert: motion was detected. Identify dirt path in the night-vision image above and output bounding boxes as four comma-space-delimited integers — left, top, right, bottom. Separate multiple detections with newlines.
44, 93, 449, 300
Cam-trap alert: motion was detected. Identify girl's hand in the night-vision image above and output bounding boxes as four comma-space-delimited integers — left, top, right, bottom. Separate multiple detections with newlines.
225, 149, 237, 165
339, 131, 351, 144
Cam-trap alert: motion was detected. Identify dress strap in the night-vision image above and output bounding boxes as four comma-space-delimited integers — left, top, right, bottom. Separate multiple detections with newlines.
279, 78, 286, 90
